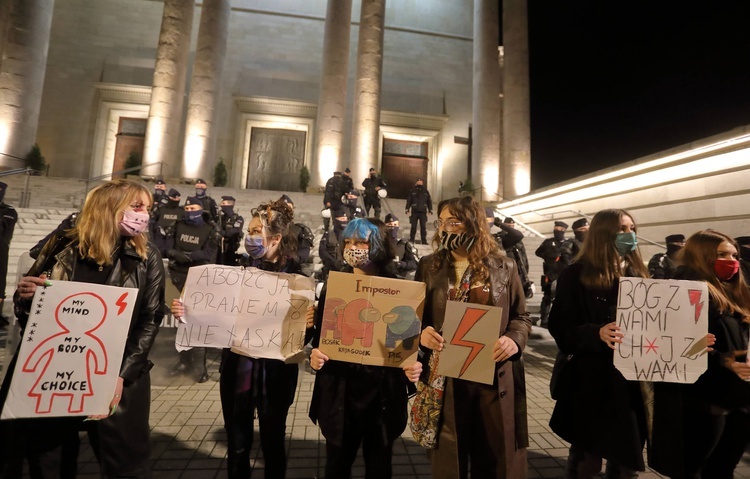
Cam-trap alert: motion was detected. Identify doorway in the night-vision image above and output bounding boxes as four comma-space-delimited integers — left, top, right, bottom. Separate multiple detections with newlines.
113, 118, 146, 178
246, 127, 306, 191
381, 139, 429, 199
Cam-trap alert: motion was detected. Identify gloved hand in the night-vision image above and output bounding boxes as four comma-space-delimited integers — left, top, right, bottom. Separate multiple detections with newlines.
168, 249, 190, 264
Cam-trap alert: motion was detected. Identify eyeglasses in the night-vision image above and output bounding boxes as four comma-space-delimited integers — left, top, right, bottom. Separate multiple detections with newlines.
434, 219, 464, 232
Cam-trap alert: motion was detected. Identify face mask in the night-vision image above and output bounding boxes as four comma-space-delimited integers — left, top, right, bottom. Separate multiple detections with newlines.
245, 235, 266, 259
370, 174, 376, 179
195, 188, 206, 197
574, 231, 586, 242
416, 184, 423, 190
714, 259, 740, 281
553, 230, 566, 242
154, 189, 165, 197
344, 247, 370, 268
614, 232, 637, 256
185, 210, 204, 225
221, 205, 234, 216
167, 198, 180, 208
666, 244, 683, 256
389, 227, 400, 242
439, 231, 474, 252
119, 210, 150, 236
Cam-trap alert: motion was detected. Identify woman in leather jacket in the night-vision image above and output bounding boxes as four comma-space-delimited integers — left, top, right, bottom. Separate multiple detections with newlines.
417, 196, 531, 479
308, 218, 422, 479
172, 199, 313, 479
650, 230, 750, 479
2, 179, 164, 478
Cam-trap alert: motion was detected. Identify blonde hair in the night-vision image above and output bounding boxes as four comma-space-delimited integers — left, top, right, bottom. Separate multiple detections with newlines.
69, 179, 151, 264
579, 209, 648, 289
679, 229, 750, 320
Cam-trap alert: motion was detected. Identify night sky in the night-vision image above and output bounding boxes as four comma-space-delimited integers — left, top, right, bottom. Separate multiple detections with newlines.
525, 1, 750, 189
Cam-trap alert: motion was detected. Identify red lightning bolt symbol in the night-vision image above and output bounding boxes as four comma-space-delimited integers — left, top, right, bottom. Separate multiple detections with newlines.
688, 289, 703, 324
450, 307, 488, 377
115, 292, 128, 315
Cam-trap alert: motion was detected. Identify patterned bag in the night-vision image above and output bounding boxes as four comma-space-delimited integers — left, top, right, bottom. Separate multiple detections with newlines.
409, 350, 445, 449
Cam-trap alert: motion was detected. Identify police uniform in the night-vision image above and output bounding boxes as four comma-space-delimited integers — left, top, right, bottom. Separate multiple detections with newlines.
384, 214, 418, 279
217, 196, 244, 266
0, 182, 17, 321
150, 188, 183, 256
362, 172, 386, 219
193, 179, 220, 224
151, 180, 169, 214
405, 181, 432, 244
535, 221, 569, 327
648, 233, 685, 279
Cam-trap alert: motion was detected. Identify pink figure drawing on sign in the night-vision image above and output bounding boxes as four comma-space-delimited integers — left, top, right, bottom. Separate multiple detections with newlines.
339, 298, 381, 347
22, 291, 110, 414
320, 297, 347, 341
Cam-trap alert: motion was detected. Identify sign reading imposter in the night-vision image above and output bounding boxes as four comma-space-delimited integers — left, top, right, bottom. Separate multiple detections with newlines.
175, 265, 315, 362
438, 302, 503, 385
1, 281, 138, 419
319, 272, 425, 367
614, 278, 709, 383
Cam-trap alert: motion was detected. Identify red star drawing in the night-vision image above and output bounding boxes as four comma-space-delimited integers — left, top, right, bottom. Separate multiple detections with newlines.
644, 337, 659, 354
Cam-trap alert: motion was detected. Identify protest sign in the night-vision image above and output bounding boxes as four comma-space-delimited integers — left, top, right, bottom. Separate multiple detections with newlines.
175, 265, 315, 362
2, 281, 138, 419
438, 302, 504, 385
319, 272, 425, 367
614, 277, 708, 383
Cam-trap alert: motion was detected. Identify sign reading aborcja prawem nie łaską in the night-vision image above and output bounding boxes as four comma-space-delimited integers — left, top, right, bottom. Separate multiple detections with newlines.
614, 277, 709, 384
175, 265, 315, 362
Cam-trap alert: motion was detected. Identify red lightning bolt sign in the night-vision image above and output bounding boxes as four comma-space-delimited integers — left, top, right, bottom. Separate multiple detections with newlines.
115, 293, 128, 315
688, 289, 703, 324
450, 307, 488, 377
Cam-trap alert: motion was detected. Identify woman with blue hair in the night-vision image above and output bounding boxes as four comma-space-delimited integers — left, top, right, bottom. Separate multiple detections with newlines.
308, 217, 422, 478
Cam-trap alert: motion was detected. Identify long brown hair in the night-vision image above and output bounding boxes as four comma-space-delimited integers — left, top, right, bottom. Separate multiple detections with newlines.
251, 199, 298, 263
431, 196, 503, 283
70, 179, 151, 264
579, 208, 648, 289
679, 229, 750, 319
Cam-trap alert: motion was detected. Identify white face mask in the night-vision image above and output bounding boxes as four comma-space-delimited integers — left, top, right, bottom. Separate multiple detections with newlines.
343, 247, 370, 268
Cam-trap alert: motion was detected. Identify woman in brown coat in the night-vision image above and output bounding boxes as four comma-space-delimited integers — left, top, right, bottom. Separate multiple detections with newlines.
416, 196, 531, 479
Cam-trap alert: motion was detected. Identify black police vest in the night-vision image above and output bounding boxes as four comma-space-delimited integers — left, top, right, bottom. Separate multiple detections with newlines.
394, 241, 406, 261
174, 221, 213, 253
157, 206, 183, 230
325, 230, 339, 254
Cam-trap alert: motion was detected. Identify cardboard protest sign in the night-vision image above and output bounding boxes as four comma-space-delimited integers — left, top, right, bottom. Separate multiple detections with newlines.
614, 277, 709, 383
319, 272, 425, 367
175, 265, 315, 362
2, 281, 138, 419
437, 301, 503, 385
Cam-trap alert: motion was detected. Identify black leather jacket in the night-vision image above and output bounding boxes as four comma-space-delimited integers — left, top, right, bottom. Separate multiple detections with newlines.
14, 237, 165, 385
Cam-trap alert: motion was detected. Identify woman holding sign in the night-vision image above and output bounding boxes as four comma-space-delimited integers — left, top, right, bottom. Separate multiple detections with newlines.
548, 208, 649, 478
1, 179, 164, 477
650, 230, 750, 479
308, 218, 422, 479
416, 196, 532, 479
173, 199, 310, 479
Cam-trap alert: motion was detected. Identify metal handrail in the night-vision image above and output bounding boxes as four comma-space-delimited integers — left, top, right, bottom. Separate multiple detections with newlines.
79, 161, 164, 201
0, 168, 37, 208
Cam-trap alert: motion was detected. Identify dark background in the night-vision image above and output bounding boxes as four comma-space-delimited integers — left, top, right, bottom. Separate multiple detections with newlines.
522, 1, 750, 188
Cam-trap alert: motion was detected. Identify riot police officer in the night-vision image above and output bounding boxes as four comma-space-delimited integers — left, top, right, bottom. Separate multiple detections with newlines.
362, 168, 386, 219
535, 220, 568, 328
217, 195, 244, 266
151, 179, 169, 214
317, 207, 348, 281
384, 213, 418, 279
194, 178, 219, 224
164, 197, 219, 382
150, 188, 183, 255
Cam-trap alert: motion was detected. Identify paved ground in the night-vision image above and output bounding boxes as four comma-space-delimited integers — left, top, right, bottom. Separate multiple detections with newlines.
2, 324, 750, 478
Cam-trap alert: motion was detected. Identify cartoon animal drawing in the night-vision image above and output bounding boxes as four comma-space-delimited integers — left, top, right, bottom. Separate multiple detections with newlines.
340, 298, 381, 347
320, 297, 347, 341
382, 305, 421, 349
23, 292, 109, 414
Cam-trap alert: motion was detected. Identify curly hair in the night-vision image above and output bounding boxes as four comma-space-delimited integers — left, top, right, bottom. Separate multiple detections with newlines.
70, 179, 151, 264
250, 199, 298, 264
430, 196, 503, 283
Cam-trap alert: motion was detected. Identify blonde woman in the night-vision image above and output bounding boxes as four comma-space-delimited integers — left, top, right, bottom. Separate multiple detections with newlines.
1, 179, 164, 478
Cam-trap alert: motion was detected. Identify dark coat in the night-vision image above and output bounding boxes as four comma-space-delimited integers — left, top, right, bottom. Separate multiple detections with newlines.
534, 237, 566, 280
548, 262, 647, 471
649, 267, 750, 477
8, 236, 165, 475
415, 252, 531, 478
405, 187, 432, 214
308, 266, 413, 448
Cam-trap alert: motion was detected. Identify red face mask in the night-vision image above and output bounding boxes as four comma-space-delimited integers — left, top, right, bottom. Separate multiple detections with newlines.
714, 259, 739, 281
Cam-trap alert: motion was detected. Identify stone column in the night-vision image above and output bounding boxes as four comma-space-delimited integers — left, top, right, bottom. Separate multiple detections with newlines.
503, 0, 531, 197
472, 0, 502, 201
0, 0, 54, 168
142, 0, 194, 178
314, 0, 352, 188
181, 0, 230, 181
350, 0, 386, 185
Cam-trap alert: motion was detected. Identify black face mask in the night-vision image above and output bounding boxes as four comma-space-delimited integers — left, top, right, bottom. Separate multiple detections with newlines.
221, 205, 234, 216
574, 231, 586, 242
154, 189, 165, 197
389, 227, 399, 242
333, 219, 348, 239
167, 198, 180, 208
666, 244, 683, 257
553, 230, 565, 242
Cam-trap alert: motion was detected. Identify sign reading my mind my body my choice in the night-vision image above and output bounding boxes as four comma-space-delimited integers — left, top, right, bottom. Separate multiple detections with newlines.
319, 272, 425, 368
176, 265, 315, 362
614, 277, 709, 384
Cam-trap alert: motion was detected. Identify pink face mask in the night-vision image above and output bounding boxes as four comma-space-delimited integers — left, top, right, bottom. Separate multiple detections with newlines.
119, 210, 150, 236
